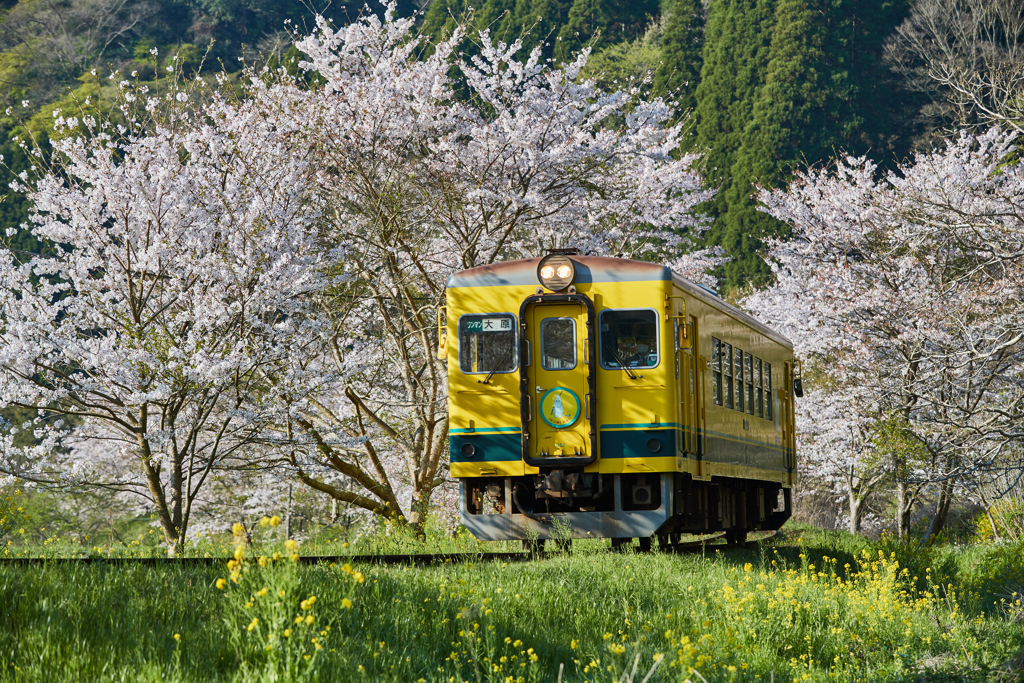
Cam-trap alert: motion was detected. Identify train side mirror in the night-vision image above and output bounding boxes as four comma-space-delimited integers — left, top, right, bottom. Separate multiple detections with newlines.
793, 378, 803, 398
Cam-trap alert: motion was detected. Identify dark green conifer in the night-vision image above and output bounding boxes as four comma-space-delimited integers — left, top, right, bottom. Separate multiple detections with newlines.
653, 0, 704, 111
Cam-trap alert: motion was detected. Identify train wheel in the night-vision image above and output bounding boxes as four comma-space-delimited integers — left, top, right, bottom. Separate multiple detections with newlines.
725, 529, 748, 545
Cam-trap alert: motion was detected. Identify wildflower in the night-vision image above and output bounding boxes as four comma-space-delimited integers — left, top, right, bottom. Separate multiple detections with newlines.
257, 588, 269, 597
284, 629, 292, 638
284, 539, 297, 550
571, 639, 578, 649
247, 618, 259, 632
342, 598, 353, 609
305, 615, 315, 626
278, 590, 286, 598
300, 596, 317, 609
173, 633, 181, 641
232, 523, 245, 537
270, 515, 281, 527
215, 579, 227, 589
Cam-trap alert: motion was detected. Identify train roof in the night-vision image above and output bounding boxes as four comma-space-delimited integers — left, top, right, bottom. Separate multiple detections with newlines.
446, 256, 793, 350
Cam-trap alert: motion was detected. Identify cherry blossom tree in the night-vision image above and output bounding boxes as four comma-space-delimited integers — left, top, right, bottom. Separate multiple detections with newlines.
0, 77, 337, 552
750, 127, 1024, 540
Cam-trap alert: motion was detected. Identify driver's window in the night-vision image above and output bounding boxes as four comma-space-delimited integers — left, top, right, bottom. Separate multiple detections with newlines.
541, 318, 576, 370
599, 309, 659, 370
459, 313, 517, 374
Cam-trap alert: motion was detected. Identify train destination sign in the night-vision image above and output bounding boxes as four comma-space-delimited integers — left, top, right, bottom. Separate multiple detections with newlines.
465, 317, 513, 332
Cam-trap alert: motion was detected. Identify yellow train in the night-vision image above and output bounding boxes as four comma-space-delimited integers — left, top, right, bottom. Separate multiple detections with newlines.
443, 250, 796, 549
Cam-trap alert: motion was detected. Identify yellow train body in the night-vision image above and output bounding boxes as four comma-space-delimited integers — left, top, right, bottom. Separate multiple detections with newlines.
445, 253, 796, 544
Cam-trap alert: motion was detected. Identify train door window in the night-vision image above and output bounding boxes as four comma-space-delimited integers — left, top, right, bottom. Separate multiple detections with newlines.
540, 318, 576, 370
734, 348, 744, 412
755, 358, 764, 418
458, 313, 517, 375
711, 337, 723, 405
722, 343, 734, 409
599, 309, 659, 369
764, 362, 773, 420
745, 353, 755, 415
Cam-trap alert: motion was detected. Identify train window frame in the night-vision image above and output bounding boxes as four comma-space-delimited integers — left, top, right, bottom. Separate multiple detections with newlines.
764, 362, 773, 421
745, 353, 755, 416
457, 312, 519, 375
711, 337, 723, 406
734, 348, 744, 412
540, 317, 577, 371
722, 342, 734, 409
755, 357, 764, 418
598, 308, 661, 371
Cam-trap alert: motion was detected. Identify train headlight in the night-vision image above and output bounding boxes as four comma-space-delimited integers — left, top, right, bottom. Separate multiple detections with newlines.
537, 254, 575, 291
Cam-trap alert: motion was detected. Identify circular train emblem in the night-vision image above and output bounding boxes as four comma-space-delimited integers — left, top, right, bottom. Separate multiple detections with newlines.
539, 387, 581, 428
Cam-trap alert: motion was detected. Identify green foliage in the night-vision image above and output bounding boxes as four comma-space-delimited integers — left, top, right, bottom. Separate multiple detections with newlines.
579, 17, 664, 93
555, 0, 660, 62
975, 498, 1024, 543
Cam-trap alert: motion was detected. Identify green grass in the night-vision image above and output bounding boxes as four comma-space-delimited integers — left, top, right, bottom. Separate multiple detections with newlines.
3, 526, 1024, 681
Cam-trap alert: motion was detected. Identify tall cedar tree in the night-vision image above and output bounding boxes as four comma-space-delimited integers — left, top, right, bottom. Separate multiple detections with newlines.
697, 0, 911, 289
693, 0, 776, 288
654, 0, 705, 114
723, 0, 824, 286
554, 0, 659, 61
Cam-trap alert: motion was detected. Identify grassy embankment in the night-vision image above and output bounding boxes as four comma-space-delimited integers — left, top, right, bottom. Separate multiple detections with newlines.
2, 526, 1024, 682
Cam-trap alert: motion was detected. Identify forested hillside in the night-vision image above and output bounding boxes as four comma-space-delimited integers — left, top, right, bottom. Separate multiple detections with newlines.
0, 0, 946, 287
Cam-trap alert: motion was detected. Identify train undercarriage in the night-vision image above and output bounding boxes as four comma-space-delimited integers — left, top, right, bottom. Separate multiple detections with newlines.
460, 471, 792, 546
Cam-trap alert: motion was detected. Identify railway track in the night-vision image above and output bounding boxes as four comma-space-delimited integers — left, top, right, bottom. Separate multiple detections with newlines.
0, 532, 776, 566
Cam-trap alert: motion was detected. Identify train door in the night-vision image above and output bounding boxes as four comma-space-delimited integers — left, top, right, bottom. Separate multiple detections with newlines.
692, 316, 706, 458
675, 313, 696, 456
782, 361, 796, 482
524, 302, 593, 461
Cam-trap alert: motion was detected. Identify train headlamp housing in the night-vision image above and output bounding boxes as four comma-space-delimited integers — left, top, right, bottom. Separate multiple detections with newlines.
537, 254, 576, 291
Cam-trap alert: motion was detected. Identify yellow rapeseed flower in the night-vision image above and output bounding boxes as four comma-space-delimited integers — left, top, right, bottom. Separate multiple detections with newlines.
232, 523, 245, 537
270, 515, 281, 527
277, 590, 286, 598
173, 633, 181, 641
284, 629, 292, 638
284, 539, 297, 550
342, 598, 353, 609
215, 578, 227, 589
305, 615, 315, 626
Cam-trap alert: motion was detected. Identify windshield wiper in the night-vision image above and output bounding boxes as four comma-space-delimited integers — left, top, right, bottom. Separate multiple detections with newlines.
606, 346, 640, 380
478, 347, 512, 384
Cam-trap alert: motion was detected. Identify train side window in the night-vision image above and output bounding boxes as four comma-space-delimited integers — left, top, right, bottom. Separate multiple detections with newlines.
764, 362, 773, 420
745, 352, 755, 415
599, 309, 659, 369
458, 313, 517, 375
722, 343, 734, 409
712, 337, 723, 406
734, 348, 744, 412
541, 317, 576, 370
755, 358, 764, 418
